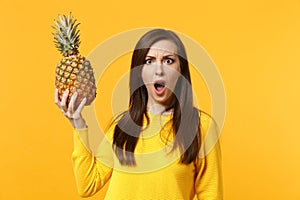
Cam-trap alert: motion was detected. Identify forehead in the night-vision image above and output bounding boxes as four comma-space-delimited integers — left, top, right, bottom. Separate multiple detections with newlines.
147, 40, 178, 55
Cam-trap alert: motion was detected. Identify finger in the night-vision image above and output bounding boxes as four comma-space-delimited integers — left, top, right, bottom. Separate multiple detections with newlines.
61, 109, 68, 116
68, 92, 78, 114
60, 89, 69, 107
54, 88, 59, 105
67, 111, 73, 119
74, 97, 87, 116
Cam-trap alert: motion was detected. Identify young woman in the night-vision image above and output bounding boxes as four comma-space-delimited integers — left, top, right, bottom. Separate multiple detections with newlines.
55, 29, 223, 199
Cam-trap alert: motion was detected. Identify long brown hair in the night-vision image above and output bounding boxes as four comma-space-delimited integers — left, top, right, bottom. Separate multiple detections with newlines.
112, 29, 201, 166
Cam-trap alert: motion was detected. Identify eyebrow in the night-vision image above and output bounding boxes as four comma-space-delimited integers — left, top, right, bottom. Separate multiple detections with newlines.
145, 54, 176, 58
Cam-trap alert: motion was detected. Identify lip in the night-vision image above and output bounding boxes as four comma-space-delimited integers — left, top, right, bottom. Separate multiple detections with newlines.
153, 80, 166, 95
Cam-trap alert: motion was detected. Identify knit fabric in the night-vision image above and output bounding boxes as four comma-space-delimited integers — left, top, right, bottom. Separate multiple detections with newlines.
72, 112, 223, 199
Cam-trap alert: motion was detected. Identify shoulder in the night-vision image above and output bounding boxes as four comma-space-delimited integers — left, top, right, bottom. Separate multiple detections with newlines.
197, 110, 221, 157
198, 110, 219, 138
104, 119, 117, 142
103, 111, 127, 141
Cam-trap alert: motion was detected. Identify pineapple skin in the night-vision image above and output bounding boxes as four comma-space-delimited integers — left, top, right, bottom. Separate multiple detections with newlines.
53, 13, 97, 109
55, 54, 96, 110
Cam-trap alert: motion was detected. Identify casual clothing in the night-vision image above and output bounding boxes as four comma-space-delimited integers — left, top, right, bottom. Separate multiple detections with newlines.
72, 112, 223, 199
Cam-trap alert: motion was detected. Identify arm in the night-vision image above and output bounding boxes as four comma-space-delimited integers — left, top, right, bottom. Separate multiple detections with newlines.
194, 114, 224, 200
54, 89, 113, 197
72, 128, 113, 197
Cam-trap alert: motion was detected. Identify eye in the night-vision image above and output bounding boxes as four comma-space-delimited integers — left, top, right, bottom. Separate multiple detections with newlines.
164, 58, 174, 64
144, 59, 152, 65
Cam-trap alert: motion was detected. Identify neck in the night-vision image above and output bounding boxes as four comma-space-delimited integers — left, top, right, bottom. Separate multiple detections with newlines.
147, 103, 174, 115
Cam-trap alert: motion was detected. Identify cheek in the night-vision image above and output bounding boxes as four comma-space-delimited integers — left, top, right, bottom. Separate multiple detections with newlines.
173, 64, 181, 82
176, 63, 181, 74
166, 65, 181, 80
141, 69, 153, 94
141, 67, 153, 84
141, 69, 146, 82
141, 67, 146, 81
170, 74, 180, 87
166, 70, 181, 91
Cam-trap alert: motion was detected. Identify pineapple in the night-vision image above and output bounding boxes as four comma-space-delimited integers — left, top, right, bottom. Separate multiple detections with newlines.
52, 13, 96, 110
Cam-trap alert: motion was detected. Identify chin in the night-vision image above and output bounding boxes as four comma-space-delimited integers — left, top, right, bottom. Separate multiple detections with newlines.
150, 94, 173, 105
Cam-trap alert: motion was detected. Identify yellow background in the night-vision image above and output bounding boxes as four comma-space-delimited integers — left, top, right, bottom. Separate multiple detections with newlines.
1, 0, 299, 199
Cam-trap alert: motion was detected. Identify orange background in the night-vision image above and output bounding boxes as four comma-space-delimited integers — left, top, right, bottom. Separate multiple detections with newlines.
1, 0, 300, 199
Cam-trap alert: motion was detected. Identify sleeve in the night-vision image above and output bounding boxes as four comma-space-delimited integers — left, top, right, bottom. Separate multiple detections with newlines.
71, 128, 113, 197
194, 114, 224, 200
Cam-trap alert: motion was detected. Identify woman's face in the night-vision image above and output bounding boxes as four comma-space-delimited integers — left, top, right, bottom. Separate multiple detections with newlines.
141, 39, 181, 110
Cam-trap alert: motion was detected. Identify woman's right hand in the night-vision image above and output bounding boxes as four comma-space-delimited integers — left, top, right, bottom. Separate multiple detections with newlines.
54, 88, 88, 129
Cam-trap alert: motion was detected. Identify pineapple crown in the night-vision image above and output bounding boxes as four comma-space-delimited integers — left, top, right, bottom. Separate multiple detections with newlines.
52, 13, 81, 56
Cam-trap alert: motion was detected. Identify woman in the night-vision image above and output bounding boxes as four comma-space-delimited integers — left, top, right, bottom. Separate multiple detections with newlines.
55, 29, 223, 199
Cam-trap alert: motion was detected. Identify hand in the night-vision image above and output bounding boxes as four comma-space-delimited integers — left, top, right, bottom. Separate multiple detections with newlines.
54, 88, 88, 129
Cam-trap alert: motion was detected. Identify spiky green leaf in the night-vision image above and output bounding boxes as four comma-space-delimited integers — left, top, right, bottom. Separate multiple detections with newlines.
52, 13, 81, 56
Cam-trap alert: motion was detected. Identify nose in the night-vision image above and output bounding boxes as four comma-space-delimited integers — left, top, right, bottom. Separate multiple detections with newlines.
155, 62, 164, 76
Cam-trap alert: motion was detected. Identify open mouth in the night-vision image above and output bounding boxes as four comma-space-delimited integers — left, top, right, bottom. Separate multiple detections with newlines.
154, 81, 166, 92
